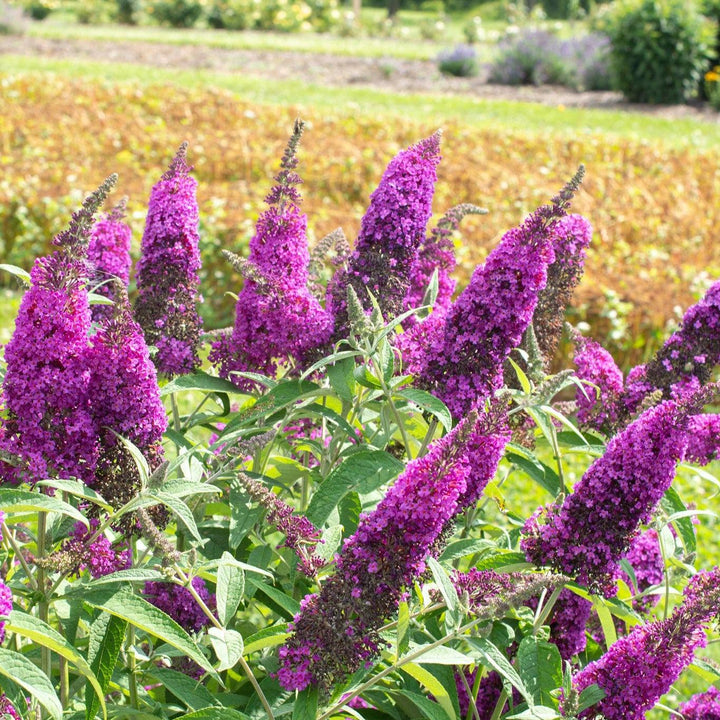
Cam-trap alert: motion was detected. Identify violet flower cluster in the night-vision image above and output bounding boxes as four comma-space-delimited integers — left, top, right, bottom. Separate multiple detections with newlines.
210, 121, 332, 387
621, 528, 664, 612
0, 251, 96, 485
86, 296, 167, 511
134, 143, 203, 377
569, 567, 720, 720
685, 413, 720, 465
327, 132, 441, 340
63, 519, 131, 579
679, 686, 720, 719
143, 577, 215, 634
547, 589, 592, 660
406, 169, 584, 418
521, 398, 692, 595
0, 695, 20, 720
87, 198, 132, 323
277, 407, 507, 692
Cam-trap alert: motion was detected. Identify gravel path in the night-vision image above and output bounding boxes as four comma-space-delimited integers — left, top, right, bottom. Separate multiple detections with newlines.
2, 34, 719, 123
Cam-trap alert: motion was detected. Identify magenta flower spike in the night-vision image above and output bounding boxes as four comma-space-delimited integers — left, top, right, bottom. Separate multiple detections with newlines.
327, 132, 442, 340
277, 405, 508, 692
143, 576, 215, 633
0, 251, 96, 485
409, 169, 584, 418
86, 294, 167, 508
569, 568, 720, 720
685, 413, 720, 465
210, 121, 332, 388
521, 397, 694, 595
679, 686, 720, 719
134, 142, 203, 377
87, 197, 132, 323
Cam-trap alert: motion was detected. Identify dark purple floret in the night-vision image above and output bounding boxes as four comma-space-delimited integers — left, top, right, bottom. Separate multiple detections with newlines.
87, 198, 132, 323
63, 519, 131, 579
621, 528, 664, 613
685, 413, 720, 466
210, 121, 332, 387
569, 567, 720, 720
679, 686, 720, 719
327, 132, 442, 340
87, 295, 167, 511
143, 576, 215, 634
0, 251, 96, 485
521, 397, 693, 596
277, 408, 506, 692
573, 330, 625, 432
134, 143, 203, 377
410, 169, 584, 418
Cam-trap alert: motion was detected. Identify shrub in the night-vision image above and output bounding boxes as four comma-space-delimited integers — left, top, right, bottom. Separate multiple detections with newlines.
115, 0, 141, 23
706, 64, 720, 108
488, 29, 612, 89
148, 0, 202, 27
206, 0, 339, 32
0, 0, 27, 33
606, 0, 712, 104
437, 44, 480, 77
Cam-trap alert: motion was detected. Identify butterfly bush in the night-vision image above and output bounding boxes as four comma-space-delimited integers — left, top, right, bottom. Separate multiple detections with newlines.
568, 567, 720, 720
210, 121, 332, 386
407, 169, 584, 418
134, 142, 203, 377
87, 197, 132, 323
680, 686, 720, 719
327, 132, 441, 339
143, 576, 215, 634
521, 396, 698, 595
62, 519, 131, 579
277, 405, 507, 692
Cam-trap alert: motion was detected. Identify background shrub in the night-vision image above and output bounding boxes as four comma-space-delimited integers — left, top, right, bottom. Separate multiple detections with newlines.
148, 0, 202, 27
437, 43, 479, 76
607, 0, 712, 104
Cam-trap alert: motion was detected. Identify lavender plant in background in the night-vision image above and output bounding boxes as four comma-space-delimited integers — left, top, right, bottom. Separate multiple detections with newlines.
522, 396, 700, 595
408, 168, 583, 418
489, 29, 612, 90
87, 197, 132, 323
210, 120, 332, 387
134, 142, 203, 377
327, 132, 441, 340
437, 44, 480, 77
566, 567, 720, 720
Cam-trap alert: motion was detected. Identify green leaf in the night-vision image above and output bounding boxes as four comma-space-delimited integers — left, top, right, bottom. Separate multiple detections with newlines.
0, 647, 63, 720
507, 358, 532, 393
467, 637, 533, 706
325, 355, 358, 403
400, 690, 453, 720
396, 601, 410, 658
577, 683, 605, 713
404, 645, 473, 665
86, 614, 127, 720
661, 486, 696, 554
506, 449, 561, 497
87, 568, 165, 586
216, 552, 245, 627
208, 628, 244, 672
439, 538, 494, 562
399, 666, 454, 719
229, 484, 263, 550
427, 557, 458, 614
88, 292, 114, 306
516, 636, 562, 706
243, 625, 291, 655
161, 370, 245, 397
174, 709, 250, 720
306, 450, 404, 527
150, 491, 203, 543
0, 263, 30, 284
473, 551, 531, 572
293, 686, 319, 720
146, 667, 219, 711
246, 578, 301, 619
0, 488, 89, 526
594, 599, 617, 649
395, 389, 453, 433
85, 586, 218, 681
6, 610, 107, 719
690, 659, 720, 683
35, 479, 112, 511
506, 707, 561, 719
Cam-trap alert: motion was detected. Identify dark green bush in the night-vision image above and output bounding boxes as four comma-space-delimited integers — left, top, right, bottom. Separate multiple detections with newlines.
607, 0, 712, 103
149, 0, 202, 27
115, 0, 141, 24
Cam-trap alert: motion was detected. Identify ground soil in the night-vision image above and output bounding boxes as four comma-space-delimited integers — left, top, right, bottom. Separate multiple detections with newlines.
2, 33, 720, 123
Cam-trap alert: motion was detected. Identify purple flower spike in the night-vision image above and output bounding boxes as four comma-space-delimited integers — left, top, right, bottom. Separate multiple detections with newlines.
679, 686, 720, 719
568, 567, 720, 720
0, 251, 96, 485
87, 294, 166, 508
0, 579, 12, 643
621, 528, 664, 613
87, 197, 132, 323
143, 576, 215, 634
685, 413, 720, 465
134, 143, 203, 377
522, 398, 693, 596
327, 132, 442, 340
210, 121, 332, 387
573, 330, 624, 432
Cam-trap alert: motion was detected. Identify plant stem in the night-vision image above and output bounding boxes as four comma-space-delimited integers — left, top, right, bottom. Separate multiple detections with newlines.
170, 392, 182, 434
489, 689, 508, 720
127, 625, 138, 709
533, 585, 564, 632
37, 511, 52, 680
2, 525, 39, 592
417, 417, 439, 458
458, 667, 481, 720
60, 657, 69, 708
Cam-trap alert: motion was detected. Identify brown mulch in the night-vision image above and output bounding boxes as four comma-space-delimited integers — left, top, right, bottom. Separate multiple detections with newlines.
2, 34, 720, 123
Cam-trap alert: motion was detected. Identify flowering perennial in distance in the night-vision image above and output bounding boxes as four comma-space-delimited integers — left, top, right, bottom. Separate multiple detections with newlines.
522, 397, 694, 595
408, 168, 584, 418
211, 121, 332, 386
569, 568, 720, 719
134, 142, 203, 377
327, 132, 441, 339
277, 406, 506, 692
87, 198, 133, 323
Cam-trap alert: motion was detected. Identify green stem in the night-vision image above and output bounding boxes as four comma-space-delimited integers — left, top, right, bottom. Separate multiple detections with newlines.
658, 525, 671, 621
549, 425, 566, 500
170, 392, 182, 434
60, 657, 69, 708
417, 417, 439, 458
458, 667, 481, 720
533, 585, 564, 632
127, 625, 138, 709
2, 525, 39, 592
37, 511, 51, 680
488, 689, 508, 720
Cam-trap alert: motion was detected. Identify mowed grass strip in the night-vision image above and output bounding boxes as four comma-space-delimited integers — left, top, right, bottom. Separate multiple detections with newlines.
2, 68, 720, 364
